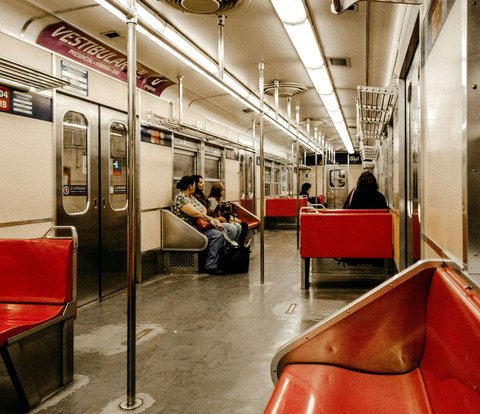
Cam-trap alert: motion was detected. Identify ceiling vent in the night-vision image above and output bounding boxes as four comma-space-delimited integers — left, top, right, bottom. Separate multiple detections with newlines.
159, 0, 250, 14
101, 30, 120, 39
263, 81, 308, 98
328, 57, 351, 67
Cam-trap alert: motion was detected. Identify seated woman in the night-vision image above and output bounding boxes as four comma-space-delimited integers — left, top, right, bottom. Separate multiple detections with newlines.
208, 182, 248, 246
171, 176, 225, 275
192, 175, 238, 243
300, 182, 320, 205
344, 171, 388, 209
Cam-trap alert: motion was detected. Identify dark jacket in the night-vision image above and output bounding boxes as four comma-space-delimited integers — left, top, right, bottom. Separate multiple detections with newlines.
345, 189, 388, 209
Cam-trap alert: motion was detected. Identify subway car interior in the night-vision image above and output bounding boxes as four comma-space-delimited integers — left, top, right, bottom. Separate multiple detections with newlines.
0, 0, 479, 413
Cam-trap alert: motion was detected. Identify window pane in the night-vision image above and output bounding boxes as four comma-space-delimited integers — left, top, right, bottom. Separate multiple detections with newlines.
205, 157, 221, 179
174, 152, 196, 178
109, 122, 127, 210
62, 111, 88, 214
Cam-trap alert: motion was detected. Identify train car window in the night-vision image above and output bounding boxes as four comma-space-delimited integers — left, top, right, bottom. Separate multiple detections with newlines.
109, 122, 127, 210
329, 168, 346, 188
62, 111, 88, 215
204, 156, 221, 180
273, 166, 281, 195
265, 164, 272, 196
174, 149, 197, 179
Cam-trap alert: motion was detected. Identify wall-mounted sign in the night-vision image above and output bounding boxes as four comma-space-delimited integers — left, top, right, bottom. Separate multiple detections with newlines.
140, 126, 172, 147
0, 84, 52, 121
61, 60, 88, 96
37, 22, 174, 97
0, 86, 11, 112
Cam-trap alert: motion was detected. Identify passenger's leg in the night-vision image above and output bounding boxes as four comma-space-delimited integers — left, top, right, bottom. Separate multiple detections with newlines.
203, 229, 225, 272
222, 222, 238, 242
238, 222, 249, 246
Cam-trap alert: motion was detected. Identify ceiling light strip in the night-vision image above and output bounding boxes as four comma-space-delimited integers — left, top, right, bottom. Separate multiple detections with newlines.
95, 0, 319, 153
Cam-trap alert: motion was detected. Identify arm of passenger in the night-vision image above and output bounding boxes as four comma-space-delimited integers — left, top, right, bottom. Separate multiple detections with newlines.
180, 203, 223, 230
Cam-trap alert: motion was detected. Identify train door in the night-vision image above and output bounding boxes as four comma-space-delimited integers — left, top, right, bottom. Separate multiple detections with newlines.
240, 150, 255, 212
405, 47, 421, 265
325, 165, 348, 208
56, 94, 127, 304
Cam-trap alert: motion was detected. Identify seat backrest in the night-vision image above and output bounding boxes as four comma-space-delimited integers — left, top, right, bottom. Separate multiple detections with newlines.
300, 211, 392, 258
420, 266, 480, 413
0, 239, 73, 304
266, 198, 307, 217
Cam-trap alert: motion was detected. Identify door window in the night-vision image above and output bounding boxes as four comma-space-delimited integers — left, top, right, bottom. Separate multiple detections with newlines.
109, 122, 127, 210
62, 111, 88, 214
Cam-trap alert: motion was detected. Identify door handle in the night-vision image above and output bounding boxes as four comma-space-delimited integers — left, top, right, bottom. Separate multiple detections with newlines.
94, 198, 98, 209
102, 198, 106, 209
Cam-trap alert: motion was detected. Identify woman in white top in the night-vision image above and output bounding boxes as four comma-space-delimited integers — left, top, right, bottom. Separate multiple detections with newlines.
208, 182, 243, 242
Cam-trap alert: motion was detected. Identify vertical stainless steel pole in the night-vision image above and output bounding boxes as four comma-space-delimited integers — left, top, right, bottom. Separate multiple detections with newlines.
274, 79, 279, 120
177, 75, 184, 124
287, 97, 292, 130
121, 0, 142, 410
258, 63, 265, 285
295, 105, 300, 250
218, 15, 225, 79
314, 127, 318, 200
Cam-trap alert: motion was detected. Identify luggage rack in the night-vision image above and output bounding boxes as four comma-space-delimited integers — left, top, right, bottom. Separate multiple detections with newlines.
356, 84, 398, 162
0, 56, 70, 92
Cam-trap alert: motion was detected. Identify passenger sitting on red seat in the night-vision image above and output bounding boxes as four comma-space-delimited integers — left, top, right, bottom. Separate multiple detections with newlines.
172, 176, 225, 275
344, 171, 388, 209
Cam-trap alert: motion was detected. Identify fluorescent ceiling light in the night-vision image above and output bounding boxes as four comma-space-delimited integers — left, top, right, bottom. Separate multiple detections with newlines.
307, 67, 333, 95
271, 0, 307, 24
319, 93, 339, 112
284, 21, 324, 69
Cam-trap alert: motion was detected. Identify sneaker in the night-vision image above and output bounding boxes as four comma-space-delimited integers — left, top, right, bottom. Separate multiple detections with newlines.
205, 268, 222, 275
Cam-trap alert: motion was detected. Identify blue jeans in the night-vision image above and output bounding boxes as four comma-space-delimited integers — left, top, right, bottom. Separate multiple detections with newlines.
203, 228, 225, 269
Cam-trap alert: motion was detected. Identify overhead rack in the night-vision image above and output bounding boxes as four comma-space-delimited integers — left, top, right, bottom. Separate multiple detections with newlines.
356, 84, 398, 161
0, 56, 69, 92
145, 113, 254, 151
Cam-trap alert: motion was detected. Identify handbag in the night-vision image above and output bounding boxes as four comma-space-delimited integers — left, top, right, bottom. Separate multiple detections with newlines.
195, 218, 213, 231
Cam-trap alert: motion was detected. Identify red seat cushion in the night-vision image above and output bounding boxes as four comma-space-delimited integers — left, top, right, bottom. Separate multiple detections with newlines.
420, 267, 480, 414
0, 239, 73, 304
264, 364, 432, 414
0, 303, 65, 347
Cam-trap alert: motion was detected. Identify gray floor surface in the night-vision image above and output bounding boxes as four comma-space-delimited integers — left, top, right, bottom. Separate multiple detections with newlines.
0, 229, 389, 414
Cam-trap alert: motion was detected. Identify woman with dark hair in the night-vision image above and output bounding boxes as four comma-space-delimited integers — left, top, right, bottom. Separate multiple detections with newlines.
192, 176, 238, 242
344, 171, 388, 209
208, 182, 248, 245
171, 175, 225, 275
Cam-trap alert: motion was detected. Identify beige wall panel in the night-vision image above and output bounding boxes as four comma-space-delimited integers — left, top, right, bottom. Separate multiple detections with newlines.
422, 1, 463, 262
0, 32, 52, 73
139, 90, 173, 121
0, 114, 54, 223
141, 211, 161, 252
0, 222, 53, 239
225, 159, 240, 201
140, 142, 172, 210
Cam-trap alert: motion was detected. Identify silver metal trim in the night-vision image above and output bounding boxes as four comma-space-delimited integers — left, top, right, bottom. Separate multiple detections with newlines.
0, 56, 69, 92
0, 218, 52, 228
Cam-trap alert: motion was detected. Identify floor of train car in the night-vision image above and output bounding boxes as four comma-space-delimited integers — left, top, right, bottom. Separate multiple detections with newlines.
0, 229, 390, 414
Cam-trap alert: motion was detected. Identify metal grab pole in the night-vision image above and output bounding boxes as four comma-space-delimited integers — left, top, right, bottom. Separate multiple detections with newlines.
258, 62, 265, 285
121, 0, 142, 410
295, 105, 300, 250
314, 127, 318, 200
218, 15, 225, 79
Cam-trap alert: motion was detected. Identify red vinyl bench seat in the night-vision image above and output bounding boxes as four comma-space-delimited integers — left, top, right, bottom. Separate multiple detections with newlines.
264, 261, 480, 413
0, 227, 78, 410
233, 202, 260, 230
266, 197, 307, 217
300, 208, 393, 288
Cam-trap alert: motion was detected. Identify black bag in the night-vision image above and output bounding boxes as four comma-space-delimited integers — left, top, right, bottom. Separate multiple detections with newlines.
219, 246, 250, 274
